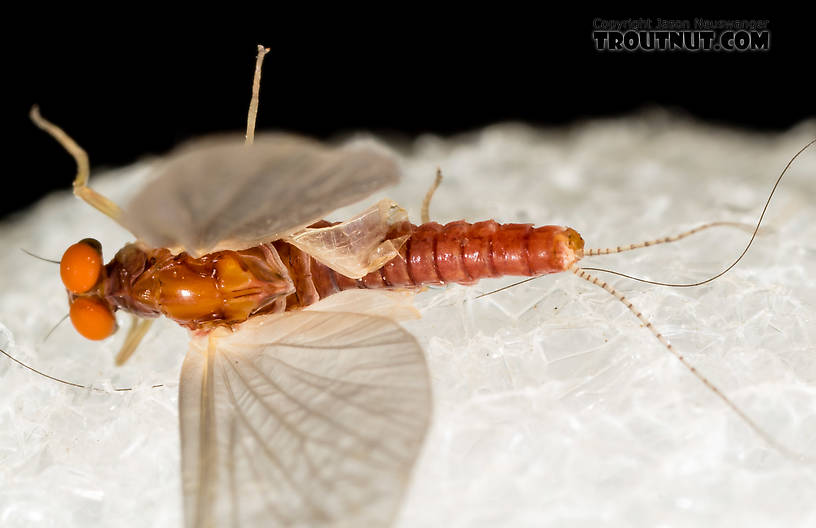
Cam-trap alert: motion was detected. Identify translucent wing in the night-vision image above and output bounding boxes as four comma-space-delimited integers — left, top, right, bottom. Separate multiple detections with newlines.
179, 310, 431, 528
284, 199, 411, 279
122, 133, 401, 256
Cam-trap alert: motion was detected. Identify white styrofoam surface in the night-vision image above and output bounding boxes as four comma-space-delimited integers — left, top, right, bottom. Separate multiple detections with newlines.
1, 112, 815, 527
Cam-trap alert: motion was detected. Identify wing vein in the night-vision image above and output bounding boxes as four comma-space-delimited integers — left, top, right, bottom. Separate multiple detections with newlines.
216, 355, 326, 517
221, 348, 408, 467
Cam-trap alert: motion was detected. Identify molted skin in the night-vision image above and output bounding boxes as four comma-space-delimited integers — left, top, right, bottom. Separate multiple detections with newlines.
101, 222, 584, 331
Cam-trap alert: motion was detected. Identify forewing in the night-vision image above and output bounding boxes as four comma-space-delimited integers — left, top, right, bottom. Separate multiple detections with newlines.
123, 133, 401, 256
179, 311, 431, 528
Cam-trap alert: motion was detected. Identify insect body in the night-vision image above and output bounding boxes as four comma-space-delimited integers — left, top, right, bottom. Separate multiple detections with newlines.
75, 220, 583, 334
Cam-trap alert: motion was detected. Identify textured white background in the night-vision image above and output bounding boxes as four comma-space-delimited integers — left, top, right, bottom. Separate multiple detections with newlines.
1, 112, 815, 527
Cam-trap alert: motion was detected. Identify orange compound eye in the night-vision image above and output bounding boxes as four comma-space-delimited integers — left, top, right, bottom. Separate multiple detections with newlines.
69, 296, 117, 340
61, 240, 103, 293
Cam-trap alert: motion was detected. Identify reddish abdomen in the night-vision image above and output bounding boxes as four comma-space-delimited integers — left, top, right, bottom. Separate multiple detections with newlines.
278, 221, 584, 309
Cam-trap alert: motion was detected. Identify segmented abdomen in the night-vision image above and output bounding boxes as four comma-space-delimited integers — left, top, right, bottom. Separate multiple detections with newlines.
276, 221, 584, 310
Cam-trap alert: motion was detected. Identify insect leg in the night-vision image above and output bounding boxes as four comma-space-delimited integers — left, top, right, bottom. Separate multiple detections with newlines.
421, 168, 443, 223
29, 106, 124, 223
570, 264, 811, 462
583, 221, 764, 256
245, 44, 270, 145
114, 317, 154, 366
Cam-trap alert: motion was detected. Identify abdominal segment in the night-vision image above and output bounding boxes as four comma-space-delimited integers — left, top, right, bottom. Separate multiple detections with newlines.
278, 221, 585, 309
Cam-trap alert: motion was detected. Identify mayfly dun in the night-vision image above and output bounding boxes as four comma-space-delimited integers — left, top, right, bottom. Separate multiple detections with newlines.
2, 45, 815, 527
